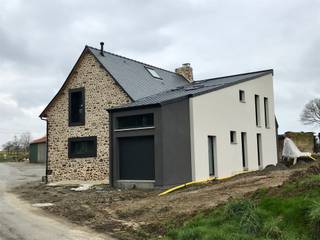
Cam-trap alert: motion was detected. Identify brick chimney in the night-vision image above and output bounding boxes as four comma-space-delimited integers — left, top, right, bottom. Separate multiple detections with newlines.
175, 63, 193, 82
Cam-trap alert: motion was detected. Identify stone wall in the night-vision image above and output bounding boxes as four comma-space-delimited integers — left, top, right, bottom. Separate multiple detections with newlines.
45, 51, 131, 182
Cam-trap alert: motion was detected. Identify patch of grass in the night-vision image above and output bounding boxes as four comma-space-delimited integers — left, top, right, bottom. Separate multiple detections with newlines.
309, 200, 320, 239
164, 173, 320, 240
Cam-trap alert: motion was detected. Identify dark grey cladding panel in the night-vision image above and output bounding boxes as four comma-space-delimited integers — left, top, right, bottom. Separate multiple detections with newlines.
108, 69, 273, 111
88, 47, 188, 100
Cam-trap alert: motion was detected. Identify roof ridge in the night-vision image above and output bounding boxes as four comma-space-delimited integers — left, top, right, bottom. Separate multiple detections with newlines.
87, 46, 182, 76
197, 69, 273, 82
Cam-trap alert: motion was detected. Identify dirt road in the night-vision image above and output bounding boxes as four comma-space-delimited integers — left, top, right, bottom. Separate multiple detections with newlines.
0, 162, 114, 240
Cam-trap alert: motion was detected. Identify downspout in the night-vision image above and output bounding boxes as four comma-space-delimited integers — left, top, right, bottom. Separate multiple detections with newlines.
40, 116, 48, 184
108, 111, 114, 187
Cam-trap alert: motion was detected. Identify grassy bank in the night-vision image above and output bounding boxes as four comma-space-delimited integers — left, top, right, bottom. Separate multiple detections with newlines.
164, 165, 320, 240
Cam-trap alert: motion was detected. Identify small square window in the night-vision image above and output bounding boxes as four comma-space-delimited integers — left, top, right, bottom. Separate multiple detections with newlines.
239, 90, 245, 102
230, 131, 237, 144
145, 67, 161, 79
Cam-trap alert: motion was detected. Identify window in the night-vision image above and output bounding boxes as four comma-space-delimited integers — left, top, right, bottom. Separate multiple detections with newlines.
257, 134, 262, 167
68, 136, 97, 158
145, 67, 161, 79
264, 97, 270, 128
208, 136, 216, 176
230, 131, 237, 144
255, 94, 261, 127
241, 132, 248, 169
239, 90, 245, 102
116, 114, 154, 130
69, 88, 85, 126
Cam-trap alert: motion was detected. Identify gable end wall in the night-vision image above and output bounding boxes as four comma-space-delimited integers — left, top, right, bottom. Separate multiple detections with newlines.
45, 52, 131, 182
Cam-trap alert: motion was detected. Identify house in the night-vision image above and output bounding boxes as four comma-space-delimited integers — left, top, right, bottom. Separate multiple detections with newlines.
39, 43, 188, 182
29, 136, 47, 164
108, 69, 278, 188
40, 42, 277, 186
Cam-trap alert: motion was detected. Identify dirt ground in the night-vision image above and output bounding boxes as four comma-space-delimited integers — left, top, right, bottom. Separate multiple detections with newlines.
12, 162, 317, 240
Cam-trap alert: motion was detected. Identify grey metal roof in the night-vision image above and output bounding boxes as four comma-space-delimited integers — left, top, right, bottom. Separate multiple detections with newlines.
108, 69, 273, 111
88, 47, 188, 100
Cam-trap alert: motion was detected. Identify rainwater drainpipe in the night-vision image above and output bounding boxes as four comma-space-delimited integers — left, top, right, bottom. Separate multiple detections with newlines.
40, 116, 48, 184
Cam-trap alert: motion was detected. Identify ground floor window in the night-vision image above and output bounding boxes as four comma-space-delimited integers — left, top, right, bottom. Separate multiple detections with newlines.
241, 132, 248, 169
257, 133, 262, 167
68, 136, 97, 158
208, 136, 216, 176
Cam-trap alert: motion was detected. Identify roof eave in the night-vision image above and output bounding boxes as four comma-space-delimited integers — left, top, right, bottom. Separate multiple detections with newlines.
39, 46, 91, 118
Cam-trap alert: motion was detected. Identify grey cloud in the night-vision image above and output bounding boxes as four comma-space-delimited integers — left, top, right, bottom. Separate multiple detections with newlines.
0, 0, 320, 145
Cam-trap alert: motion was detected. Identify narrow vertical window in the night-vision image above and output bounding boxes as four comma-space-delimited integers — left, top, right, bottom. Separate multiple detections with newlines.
230, 131, 237, 144
257, 133, 262, 167
239, 90, 245, 102
208, 136, 216, 176
69, 88, 85, 126
264, 97, 270, 128
241, 132, 248, 169
255, 95, 261, 127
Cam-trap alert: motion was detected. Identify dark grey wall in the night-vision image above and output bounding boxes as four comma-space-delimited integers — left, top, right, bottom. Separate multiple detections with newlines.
109, 99, 192, 187
161, 99, 192, 185
110, 107, 162, 186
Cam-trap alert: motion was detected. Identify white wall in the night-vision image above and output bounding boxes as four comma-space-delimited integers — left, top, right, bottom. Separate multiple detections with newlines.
189, 74, 277, 180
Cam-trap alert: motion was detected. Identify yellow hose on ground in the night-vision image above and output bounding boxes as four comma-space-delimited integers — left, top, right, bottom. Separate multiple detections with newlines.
158, 176, 235, 196
309, 155, 317, 161
158, 177, 214, 196
158, 170, 258, 196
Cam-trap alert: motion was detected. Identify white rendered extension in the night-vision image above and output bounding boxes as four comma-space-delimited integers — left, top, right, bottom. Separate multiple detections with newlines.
189, 73, 277, 180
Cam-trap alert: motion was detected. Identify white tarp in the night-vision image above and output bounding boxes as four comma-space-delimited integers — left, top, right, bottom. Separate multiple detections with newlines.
70, 183, 93, 191
282, 137, 311, 163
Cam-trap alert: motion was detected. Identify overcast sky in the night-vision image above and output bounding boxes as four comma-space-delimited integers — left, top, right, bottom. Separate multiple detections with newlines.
0, 0, 319, 146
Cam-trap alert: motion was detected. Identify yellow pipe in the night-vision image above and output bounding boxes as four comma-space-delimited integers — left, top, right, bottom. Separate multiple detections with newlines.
309, 155, 317, 161
158, 170, 258, 196
158, 177, 215, 196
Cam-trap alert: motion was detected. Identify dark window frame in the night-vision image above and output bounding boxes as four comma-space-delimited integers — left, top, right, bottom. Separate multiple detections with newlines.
68, 136, 97, 158
69, 87, 85, 126
257, 133, 262, 167
255, 94, 261, 127
116, 113, 154, 130
230, 131, 237, 144
264, 97, 270, 128
239, 90, 245, 102
208, 136, 216, 176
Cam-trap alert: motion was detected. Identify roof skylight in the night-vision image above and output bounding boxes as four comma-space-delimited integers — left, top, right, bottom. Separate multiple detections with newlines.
146, 67, 161, 79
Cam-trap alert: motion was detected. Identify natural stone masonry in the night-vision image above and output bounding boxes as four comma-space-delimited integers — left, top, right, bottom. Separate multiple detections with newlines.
45, 51, 131, 182
175, 63, 193, 82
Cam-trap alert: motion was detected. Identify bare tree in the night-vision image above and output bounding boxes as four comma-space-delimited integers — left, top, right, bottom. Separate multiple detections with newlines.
300, 98, 320, 127
19, 132, 31, 151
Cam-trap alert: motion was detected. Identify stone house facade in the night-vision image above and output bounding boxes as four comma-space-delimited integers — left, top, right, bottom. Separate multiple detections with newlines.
40, 44, 189, 182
